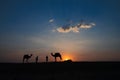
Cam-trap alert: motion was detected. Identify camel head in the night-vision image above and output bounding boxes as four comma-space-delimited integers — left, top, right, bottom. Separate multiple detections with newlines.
51, 53, 54, 56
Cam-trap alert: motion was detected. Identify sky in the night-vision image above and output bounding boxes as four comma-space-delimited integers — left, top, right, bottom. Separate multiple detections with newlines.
0, 0, 120, 62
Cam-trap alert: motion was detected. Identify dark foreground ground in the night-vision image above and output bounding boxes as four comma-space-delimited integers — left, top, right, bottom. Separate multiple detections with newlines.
0, 62, 120, 80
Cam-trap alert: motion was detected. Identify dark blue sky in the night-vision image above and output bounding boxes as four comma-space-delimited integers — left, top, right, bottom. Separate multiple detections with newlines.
0, 0, 120, 62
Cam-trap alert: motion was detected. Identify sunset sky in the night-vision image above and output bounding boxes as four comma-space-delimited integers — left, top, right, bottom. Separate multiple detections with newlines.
0, 0, 120, 62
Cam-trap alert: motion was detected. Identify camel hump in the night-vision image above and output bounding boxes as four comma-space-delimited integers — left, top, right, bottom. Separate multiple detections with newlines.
23, 54, 32, 58
55, 52, 61, 54
23, 54, 28, 57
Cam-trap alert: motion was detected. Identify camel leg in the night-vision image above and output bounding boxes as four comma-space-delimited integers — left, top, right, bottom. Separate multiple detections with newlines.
60, 56, 62, 60
55, 57, 56, 62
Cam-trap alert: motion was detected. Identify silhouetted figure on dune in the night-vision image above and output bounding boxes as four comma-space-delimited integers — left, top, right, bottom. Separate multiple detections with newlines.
46, 56, 48, 62
51, 52, 62, 62
23, 54, 32, 63
35, 56, 38, 63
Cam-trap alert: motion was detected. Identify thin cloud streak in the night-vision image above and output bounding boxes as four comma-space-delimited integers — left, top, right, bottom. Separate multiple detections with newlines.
49, 19, 54, 23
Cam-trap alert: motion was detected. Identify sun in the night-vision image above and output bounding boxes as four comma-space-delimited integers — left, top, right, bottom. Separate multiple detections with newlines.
63, 56, 72, 61
65, 58, 70, 61
62, 52, 74, 61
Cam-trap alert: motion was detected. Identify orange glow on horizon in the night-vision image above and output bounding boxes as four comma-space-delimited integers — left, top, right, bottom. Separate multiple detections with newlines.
62, 53, 74, 61
65, 58, 69, 61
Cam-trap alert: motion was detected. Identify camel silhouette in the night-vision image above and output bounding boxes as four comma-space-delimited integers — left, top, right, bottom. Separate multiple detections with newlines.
23, 54, 32, 63
51, 52, 62, 62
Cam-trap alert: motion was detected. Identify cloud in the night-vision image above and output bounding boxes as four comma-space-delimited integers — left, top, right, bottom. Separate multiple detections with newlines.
57, 26, 79, 33
56, 22, 95, 33
49, 19, 54, 23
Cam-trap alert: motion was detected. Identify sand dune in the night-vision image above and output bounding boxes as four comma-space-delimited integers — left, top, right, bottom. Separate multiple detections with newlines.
0, 62, 120, 80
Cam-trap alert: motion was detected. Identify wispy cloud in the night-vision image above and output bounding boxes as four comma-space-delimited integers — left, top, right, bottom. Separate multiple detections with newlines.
77, 23, 95, 28
57, 26, 79, 33
49, 19, 54, 23
56, 22, 95, 33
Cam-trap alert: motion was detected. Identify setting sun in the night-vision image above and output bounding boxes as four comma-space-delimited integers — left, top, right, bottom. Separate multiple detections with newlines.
65, 58, 69, 61
62, 53, 74, 61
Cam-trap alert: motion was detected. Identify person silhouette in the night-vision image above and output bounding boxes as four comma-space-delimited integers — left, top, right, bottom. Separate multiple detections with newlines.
46, 56, 48, 62
35, 56, 38, 63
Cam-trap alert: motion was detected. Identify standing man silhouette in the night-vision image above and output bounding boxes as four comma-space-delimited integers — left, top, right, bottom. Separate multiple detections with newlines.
35, 56, 38, 63
46, 56, 48, 62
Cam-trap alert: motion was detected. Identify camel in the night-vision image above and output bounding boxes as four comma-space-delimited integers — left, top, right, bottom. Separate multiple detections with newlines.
23, 54, 32, 63
51, 52, 62, 62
